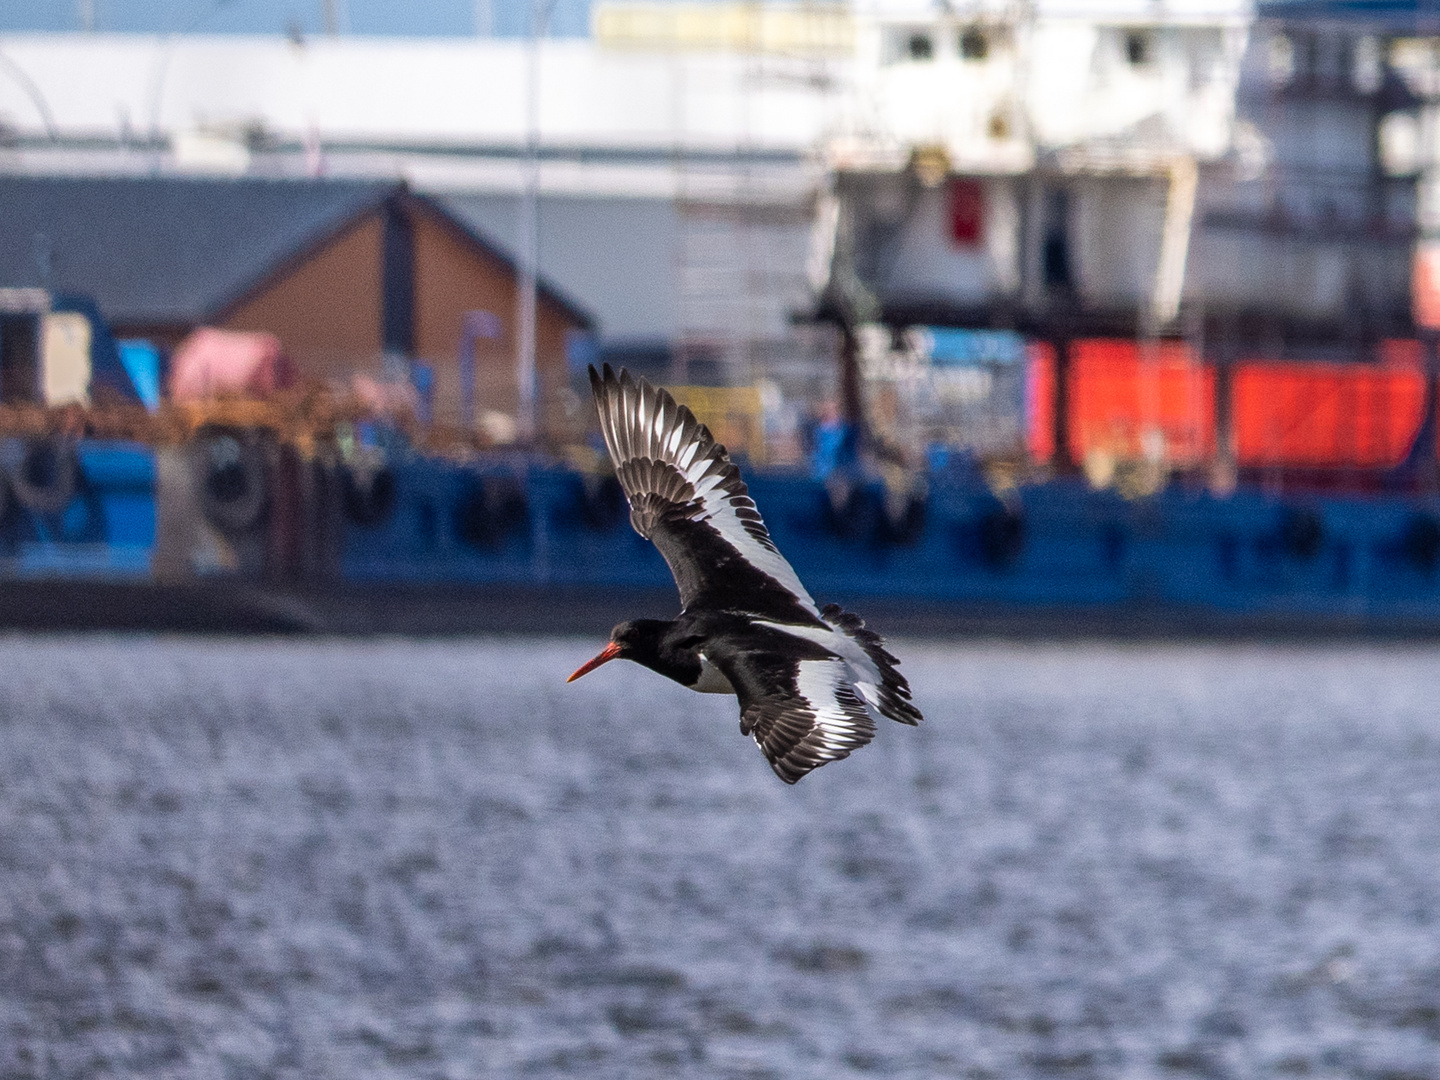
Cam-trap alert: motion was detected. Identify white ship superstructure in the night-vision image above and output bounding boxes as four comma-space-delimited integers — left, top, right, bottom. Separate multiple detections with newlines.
840, 0, 1248, 172
822, 0, 1254, 332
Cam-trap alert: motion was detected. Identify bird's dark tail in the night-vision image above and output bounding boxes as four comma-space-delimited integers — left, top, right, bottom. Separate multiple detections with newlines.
821, 603, 923, 726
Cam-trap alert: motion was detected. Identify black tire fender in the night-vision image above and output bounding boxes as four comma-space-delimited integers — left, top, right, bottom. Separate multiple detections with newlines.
579, 473, 627, 531
195, 430, 269, 535
454, 474, 530, 550
341, 460, 397, 528
10, 438, 79, 517
977, 503, 1025, 568
1278, 505, 1324, 561
1402, 512, 1440, 572
821, 472, 876, 540
880, 486, 927, 545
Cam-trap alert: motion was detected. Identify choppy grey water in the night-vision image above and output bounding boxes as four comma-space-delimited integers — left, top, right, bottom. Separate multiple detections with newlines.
1, 636, 1439, 1079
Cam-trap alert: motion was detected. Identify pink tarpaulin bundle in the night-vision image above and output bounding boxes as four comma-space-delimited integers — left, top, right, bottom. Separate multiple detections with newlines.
168, 328, 293, 401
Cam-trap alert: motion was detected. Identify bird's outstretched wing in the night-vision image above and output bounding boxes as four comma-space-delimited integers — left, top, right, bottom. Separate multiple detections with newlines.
589, 364, 822, 625
717, 650, 877, 784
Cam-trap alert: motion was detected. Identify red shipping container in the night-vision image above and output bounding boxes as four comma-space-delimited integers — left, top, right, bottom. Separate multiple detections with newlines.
1026, 340, 1213, 465
1028, 338, 1432, 469
1068, 340, 1215, 465
1233, 353, 1426, 468
1026, 342, 1056, 462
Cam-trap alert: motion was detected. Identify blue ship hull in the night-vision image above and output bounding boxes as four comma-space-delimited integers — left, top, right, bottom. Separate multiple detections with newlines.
6, 439, 1440, 635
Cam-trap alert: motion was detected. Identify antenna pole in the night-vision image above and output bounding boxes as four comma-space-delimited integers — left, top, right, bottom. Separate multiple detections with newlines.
515, 0, 542, 442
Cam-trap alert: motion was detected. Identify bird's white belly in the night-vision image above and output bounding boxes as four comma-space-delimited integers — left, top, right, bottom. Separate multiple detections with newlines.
693, 654, 736, 695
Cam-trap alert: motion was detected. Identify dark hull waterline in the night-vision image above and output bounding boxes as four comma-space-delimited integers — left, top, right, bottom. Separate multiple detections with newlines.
3, 577, 1440, 639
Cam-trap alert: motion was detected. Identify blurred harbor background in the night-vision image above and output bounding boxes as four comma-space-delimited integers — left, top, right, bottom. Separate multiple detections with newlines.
4, 0, 1440, 630
6, 5, 1440, 1080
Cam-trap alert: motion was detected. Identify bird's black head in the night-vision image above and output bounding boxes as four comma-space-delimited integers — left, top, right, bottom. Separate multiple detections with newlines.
566, 619, 672, 683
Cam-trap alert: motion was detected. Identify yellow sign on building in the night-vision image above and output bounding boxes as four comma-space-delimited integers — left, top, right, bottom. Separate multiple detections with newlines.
669, 384, 768, 463
593, 2, 853, 55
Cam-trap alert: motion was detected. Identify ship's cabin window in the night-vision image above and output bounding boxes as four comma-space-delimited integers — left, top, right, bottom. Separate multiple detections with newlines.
0, 313, 40, 405
906, 31, 934, 61
1276, 31, 1359, 90
885, 27, 941, 64
1267, 32, 1296, 84
1352, 34, 1382, 94
1288, 31, 1316, 81
959, 27, 988, 61
1124, 29, 1152, 67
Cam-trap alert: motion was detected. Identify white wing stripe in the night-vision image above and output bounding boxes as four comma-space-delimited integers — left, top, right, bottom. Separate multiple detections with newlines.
794, 660, 871, 754
693, 474, 723, 499
755, 620, 883, 695
595, 369, 820, 618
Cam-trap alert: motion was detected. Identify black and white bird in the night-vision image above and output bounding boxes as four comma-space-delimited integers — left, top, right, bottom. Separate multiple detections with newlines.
567, 364, 922, 783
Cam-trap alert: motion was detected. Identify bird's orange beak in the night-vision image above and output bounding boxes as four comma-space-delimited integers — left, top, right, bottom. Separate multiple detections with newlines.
567, 641, 622, 682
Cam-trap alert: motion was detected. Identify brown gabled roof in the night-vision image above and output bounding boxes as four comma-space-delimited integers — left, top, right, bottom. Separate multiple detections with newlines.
0, 174, 594, 331
401, 190, 594, 331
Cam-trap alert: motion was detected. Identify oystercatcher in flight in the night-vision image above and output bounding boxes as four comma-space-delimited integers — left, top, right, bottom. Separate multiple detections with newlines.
568, 365, 922, 783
